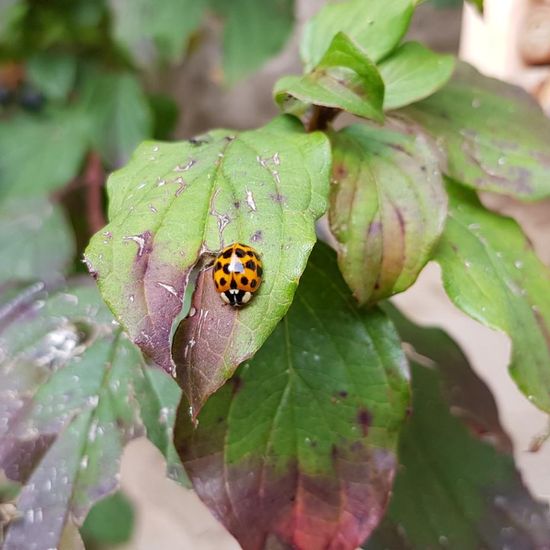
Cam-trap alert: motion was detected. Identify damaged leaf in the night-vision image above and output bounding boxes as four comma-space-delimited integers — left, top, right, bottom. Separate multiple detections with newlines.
0, 281, 184, 550
404, 62, 550, 200
85, 115, 330, 414
274, 32, 385, 121
330, 119, 446, 305
366, 316, 550, 548
175, 243, 410, 550
301, 0, 413, 72
435, 180, 550, 414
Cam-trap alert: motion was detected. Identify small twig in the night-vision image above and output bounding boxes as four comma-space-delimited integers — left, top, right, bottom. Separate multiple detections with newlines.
83, 152, 106, 234
306, 105, 340, 132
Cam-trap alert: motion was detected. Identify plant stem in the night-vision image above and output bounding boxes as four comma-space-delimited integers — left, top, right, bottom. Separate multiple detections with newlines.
84, 152, 106, 234
306, 105, 339, 132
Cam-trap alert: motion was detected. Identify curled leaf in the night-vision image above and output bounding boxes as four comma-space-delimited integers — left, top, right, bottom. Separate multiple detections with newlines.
330, 119, 447, 305
274, 32, 385, 121
301, 0, 413, 71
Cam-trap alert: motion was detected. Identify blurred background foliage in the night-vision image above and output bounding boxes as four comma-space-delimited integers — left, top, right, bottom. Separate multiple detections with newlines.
0, 0, 465, 546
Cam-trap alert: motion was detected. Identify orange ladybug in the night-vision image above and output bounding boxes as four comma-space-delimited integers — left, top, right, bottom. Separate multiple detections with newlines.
213, 243, 263, 306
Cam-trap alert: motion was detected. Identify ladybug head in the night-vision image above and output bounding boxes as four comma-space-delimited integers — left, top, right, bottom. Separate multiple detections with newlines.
221, 289, 252, 307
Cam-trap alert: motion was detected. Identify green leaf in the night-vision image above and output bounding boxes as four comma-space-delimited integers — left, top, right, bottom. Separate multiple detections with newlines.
149, 93, 180, 139
384, 303, 513, 452
330, 119, 446, 305
0, 195, 75, 284
435, 180, 550, 413
213, 0, 295, 84
175, 243, 410, 550
379, 41, 454, 110
301, 0, 414, 72
467, 0, 483, 12
366, 313, 550, 548
109, 0, 206, 65
80, 492, 134, 545
26, 52, 77, 101
0, 110, 90, 199
80, 71, 152, 166
274, 32, 385, 121
85, 115, 331, 414
0, 281, 184, 549
404, 62, 550, 200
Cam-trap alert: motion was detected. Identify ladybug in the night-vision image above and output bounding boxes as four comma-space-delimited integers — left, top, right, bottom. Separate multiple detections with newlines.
213, 243, 263, 306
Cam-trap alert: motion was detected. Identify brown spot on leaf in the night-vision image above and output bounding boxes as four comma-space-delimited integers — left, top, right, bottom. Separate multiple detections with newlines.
333, 163, 348, 180
251, 230, 263, 243
357, 408, 373, 437
270, 193, 286, 204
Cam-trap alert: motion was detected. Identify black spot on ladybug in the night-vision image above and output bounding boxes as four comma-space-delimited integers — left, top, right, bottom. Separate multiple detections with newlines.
230, 279, 237, 289
241, 276, 249, 286
257, 265, 263, 277
223, 264, 230, 275
215, 262, 223, 271
223, 248, 232, 259
235, 248, 245, 258
219, 277, 227, 286
247, 250, 255, 257
357, 408, 373, 437
246, 260, 256, 270
251, 279, 257, 289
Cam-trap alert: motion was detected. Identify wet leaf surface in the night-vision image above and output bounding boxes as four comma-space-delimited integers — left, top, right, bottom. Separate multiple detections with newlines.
330, 119, 446, 305
404, 62, 550, 200
0, 281, 184, 550
435, 180, 550, 414
0, 196, 75, 285
85, 115, 330, 414
301, 0, 413, 72
365, 310, 550, 549
175, 243, 410, 550
275, 33, 385, 121
0, 109, 90, 200
379, 41, 454, 110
